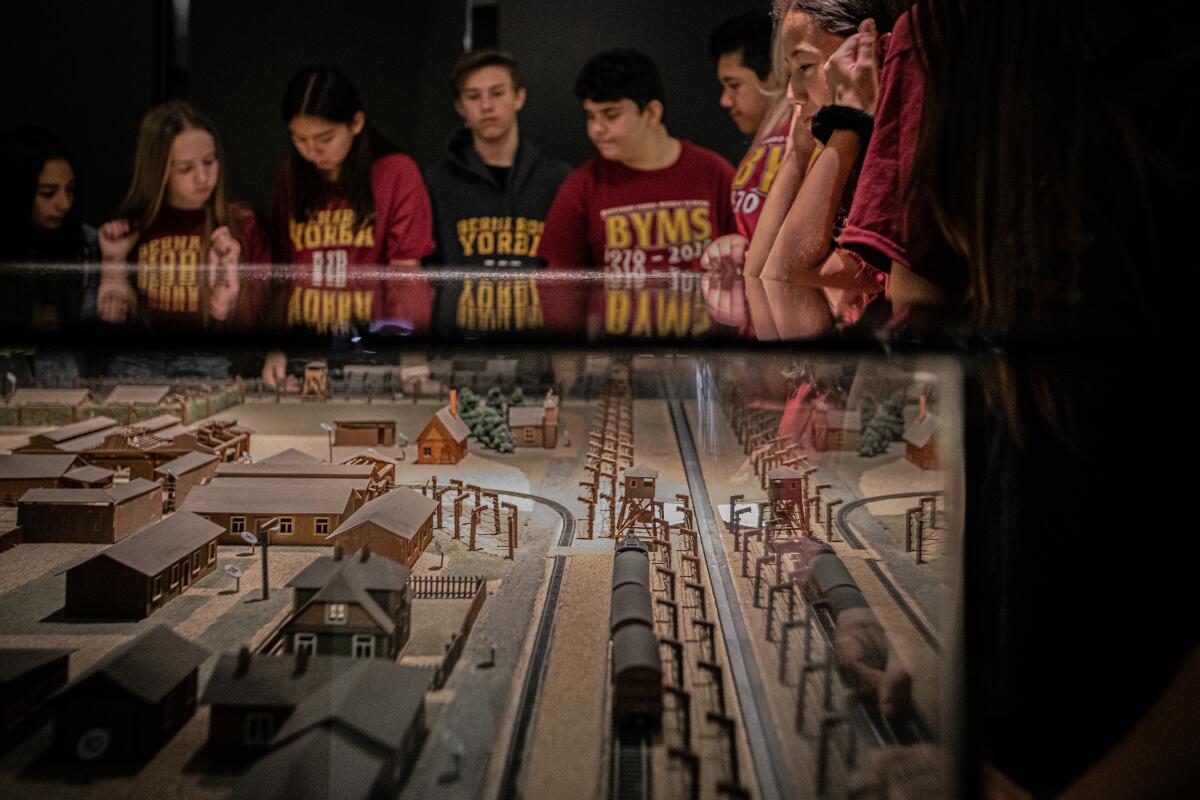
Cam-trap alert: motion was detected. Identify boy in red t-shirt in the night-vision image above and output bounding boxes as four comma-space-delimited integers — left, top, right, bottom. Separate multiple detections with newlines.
539, 48, 735, 340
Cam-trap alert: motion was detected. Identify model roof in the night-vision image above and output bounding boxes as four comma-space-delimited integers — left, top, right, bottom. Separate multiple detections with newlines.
155, 451, 219, 476
10, 388, 91, 405
508, 405, 547, 427
288, 548, 411, 593
0, 648, 71, 684
180, 477, 366, 515
273, 661, 431, 752
67, 625, 208, 703
19, 477, 160, 505
79, 512, 222, 576
903, 413, 939, 449
623, 465, 658, 479
233, 726, 384, 800
421, 406, 469, 443
32, 415, 116, 444
105, 385, 171, 405
333, 419, 395, 427
341, 447, 407, 465
63, 465, 115, 485
768, 466, 806, 480
215, 462, 375, 479
0, 454, 81, 480
260, 448, 321, 464
329, 488, 437, 543
201, 651, 342, 708
308, 570, 396, 633
57, 414, 184, 452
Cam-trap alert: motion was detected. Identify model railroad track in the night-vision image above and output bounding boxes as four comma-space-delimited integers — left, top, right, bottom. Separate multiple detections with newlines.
834, 492, 944, 653
664, 384, 797, 800
497, 490, 575, 799
611, 725, 653, 800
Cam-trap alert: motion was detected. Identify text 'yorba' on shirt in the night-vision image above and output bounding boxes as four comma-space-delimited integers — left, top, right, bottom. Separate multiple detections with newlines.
133, 202, 268, 331
424, 128, 571, 339
270, 153, 435, 336
538, 139, 736, 340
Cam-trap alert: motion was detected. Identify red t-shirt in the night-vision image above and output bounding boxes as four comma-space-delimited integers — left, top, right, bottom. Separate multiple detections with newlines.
271, 153, 435, 335
133, 202, 269, 330
838, 9, 964, 296
732, 115, 791, 239
538, 140, 735, 338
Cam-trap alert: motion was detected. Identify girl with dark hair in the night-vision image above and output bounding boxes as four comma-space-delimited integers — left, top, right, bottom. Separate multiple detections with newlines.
267, 65, 433, 348
0, 126, 98, 331
95, 101, 268, 329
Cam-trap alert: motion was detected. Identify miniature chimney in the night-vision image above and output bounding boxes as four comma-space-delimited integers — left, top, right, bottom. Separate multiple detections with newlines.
294, 648, 309, 676
919, 394, 927, 421
449, 389, 458, 418
234, 646, 252, 678
360, 545, 372, 563
333, 545, 344, 561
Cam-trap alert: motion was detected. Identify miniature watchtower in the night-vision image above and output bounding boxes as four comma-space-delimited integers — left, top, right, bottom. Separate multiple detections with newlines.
766, 465, 808, 538
616, 464, 660, 540
302, 361, 329, 401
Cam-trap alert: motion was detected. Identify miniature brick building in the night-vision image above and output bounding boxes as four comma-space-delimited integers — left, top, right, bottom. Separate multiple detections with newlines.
284, 547, 413, 659
622, 465, 658, 499
0, 648, 70, 738
202, 649, 337, 760
155, 451, 219, 511
17, 478, 162, 544
53, 625, 208, 762
767, 465, 806, 503
326, 488, 437, 569
508, 389, 559, 449
416, 392, 469, 465
64, 512, 223, 619
333, 420, 397, 447
180, 477, 367, 545
234, 661, 432, 799
904, 395, 939, 470
0, 454, 88, 504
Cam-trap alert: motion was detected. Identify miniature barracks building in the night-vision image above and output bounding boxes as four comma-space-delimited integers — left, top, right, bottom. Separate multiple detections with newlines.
0, 648, 70, 737
64, 512, 222, 620
155, 451, 219, 510
17, 478, 162, 544
234, 661, 432, 800
180, 477, 368, 545
508, 390, 559, 449
0, 454, 89, 504
416, 395, 469, 465
332, 420, 397, 447
904, 396, 939, 471
327, 488, 437, 569
54, 625, 208, 763
285, 547, 413, 659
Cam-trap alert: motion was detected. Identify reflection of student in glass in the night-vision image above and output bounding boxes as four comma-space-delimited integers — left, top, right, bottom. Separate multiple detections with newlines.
538, 49, 735, 340
0, 126, 99, 332
96, 102, 266, 329
268, 66, 433, 344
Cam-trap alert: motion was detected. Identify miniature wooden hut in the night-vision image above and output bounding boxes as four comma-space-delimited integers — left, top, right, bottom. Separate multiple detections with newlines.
416, 391, 469, 465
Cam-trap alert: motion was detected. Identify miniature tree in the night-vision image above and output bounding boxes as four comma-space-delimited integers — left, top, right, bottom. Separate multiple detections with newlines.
486, 386, 506, 410
509, 386, 525, 407
858, 390, 906, 457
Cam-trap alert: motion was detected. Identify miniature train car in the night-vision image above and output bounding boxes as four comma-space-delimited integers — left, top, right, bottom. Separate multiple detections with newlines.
610, 534, 663, 724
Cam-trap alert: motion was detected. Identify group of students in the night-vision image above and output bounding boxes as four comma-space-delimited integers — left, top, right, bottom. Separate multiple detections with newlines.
0, 2, 937, 344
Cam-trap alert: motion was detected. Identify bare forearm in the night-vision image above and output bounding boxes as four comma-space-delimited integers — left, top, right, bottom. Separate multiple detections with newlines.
744, 152, 802, 278
762, 130, 862, 282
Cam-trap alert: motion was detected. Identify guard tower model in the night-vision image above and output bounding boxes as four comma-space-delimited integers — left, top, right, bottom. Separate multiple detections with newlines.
616, 465, 662, 542
302, 361, 329, 401
766, 465, 810, 538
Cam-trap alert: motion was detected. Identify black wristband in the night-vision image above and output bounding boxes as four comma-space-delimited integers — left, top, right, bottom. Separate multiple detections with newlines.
811, 104, 874, 147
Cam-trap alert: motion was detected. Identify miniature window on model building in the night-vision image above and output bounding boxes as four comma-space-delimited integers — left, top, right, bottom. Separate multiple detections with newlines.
207, 541, 217, 562
315, 517, 330, 535
423, 446, 432, 457
152, 575, 163, 600
352, 635, 375, 658
294, 633, 316, 654
170, 563, 180, 587
279, 517, 294, 534
327, 603, 348, 624
244, 713, 274, 745
192, 552, 201, 574
231, 516, 246, 534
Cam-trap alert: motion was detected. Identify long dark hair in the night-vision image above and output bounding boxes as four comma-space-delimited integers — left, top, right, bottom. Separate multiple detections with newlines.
0, 126, 87, 263
282, 66, 397, 226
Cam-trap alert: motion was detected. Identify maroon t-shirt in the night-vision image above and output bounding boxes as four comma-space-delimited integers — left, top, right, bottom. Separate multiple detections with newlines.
133, 202, 269, 330
539, 140, 735, 338
271, 153, 435, 335
838, 9, 965, 295
732, 115, 791, 239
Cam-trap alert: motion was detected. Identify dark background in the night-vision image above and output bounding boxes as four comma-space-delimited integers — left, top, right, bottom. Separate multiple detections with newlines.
3, 0, 763, 224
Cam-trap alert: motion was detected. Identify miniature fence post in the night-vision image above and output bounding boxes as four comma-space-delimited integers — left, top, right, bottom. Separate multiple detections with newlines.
825, 499, 842, 541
